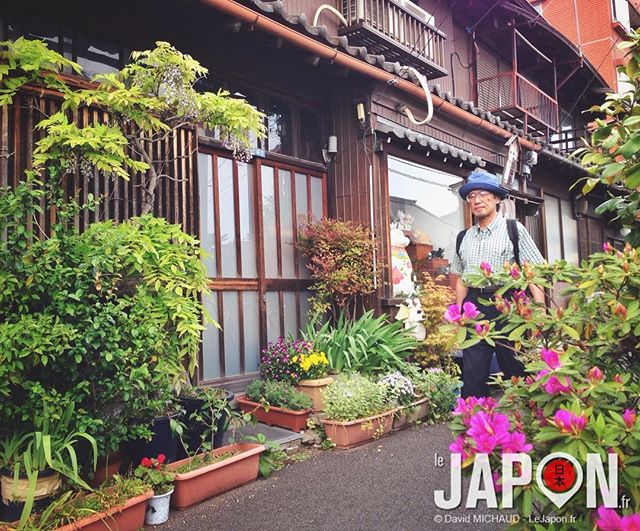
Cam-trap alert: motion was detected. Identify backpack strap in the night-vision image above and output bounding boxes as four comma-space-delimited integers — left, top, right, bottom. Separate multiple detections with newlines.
507, 218, 520, 266
456, 229, 468, 259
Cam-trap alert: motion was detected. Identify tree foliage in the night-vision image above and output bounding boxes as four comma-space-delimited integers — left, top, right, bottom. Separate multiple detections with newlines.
0, 37, 265, 213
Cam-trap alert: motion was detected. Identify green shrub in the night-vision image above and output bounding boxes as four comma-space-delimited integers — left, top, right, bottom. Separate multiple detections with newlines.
301, 310, 417, 374
245, 380, 313, 411
323, 374, 390, 421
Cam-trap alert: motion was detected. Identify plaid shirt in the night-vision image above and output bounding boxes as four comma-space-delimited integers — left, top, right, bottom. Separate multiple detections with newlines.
450, 215, 544, 281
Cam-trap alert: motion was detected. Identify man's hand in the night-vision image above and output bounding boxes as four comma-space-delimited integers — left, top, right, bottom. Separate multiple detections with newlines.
528, 283, 545, 305
454, 275, 468, 307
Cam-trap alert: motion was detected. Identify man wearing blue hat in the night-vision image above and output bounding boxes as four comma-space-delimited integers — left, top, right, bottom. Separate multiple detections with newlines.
450, 169, 545, 398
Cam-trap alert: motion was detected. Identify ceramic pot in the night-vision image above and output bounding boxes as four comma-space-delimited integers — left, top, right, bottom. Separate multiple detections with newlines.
295, 376, 333, 411
145, 489, 173, 525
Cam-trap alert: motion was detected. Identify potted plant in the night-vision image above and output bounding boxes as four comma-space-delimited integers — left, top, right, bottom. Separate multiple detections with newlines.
321, 374, 396, 448
293, 349, 333, 412
176, 386, 234, 459
0, 404, 98, 526
167, 443, 265, 510
18, 476, 153, 531
133, 454, 174, 525
377, 370, 427, 430
236, 381, 313, 432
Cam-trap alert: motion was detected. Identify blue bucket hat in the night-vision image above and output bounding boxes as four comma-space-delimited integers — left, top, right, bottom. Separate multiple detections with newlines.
459, 170, 507, 200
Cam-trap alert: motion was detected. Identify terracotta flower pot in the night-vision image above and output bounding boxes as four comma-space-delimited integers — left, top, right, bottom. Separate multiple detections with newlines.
392, 397, 429, 430
55, 490, 153, 531
167, 443, 265, 510
322, 410, 395, 449
236, 395, 311, 432
295, 376, 334, 412
90, 449, 124, 488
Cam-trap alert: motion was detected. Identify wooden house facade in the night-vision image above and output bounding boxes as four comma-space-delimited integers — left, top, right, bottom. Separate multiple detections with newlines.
0, 0, 616, 389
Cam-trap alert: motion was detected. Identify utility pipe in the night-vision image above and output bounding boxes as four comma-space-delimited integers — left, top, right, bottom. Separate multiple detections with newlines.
200, 0, 541, 152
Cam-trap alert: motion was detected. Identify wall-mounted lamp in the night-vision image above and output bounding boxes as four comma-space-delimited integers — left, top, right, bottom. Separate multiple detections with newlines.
574, 196, 589, 219
356, 102, 366, 124
322, 135, 338, 164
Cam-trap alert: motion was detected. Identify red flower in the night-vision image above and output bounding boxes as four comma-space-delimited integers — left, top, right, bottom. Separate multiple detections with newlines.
157, 454, 166, 464
140, 457, 153, 468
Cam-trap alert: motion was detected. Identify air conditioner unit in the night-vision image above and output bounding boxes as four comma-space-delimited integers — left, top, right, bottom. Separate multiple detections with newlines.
394, 0, 435, 25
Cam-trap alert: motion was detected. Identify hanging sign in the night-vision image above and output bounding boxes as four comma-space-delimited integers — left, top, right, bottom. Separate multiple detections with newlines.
502, 136, 519, 189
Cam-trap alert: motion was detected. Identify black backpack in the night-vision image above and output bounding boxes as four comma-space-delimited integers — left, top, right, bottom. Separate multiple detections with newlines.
456, 218, 520, 266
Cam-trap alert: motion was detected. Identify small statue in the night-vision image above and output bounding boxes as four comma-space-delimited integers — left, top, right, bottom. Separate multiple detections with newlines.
390, 227, 415, 298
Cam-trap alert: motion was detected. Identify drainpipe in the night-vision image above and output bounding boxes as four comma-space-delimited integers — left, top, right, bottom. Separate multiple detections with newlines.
199, 0, 542, 152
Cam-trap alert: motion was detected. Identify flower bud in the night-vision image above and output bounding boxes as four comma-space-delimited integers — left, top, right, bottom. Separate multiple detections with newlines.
587, 366, 604, 384
614, 303, 627, 319
602, 242, 613, 253
623, 261, 630, 273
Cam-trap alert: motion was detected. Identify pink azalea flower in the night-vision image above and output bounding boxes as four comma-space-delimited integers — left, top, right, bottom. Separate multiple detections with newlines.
462, 301, 480, 320
596, 506, 622, 531
475, 322, 490, 337
535, 369, 550, 381
621, 514, 640, 529
467, 412, 511, 445
480, 261, 492, 277
477, 397, 497, 412
444, 304, 461, 323
554, 410, 587, 435
602, 242, 613, 253
475, 434, 498, 453
525, 375, 534, 385
512, 290, 530, 305
588, 366, 604, 383
510, 264, 521, 280
540, 348, 561, 369
449, 435, 472, 462
452, 397, 479, 426
544, 375, 573, 395
623, 409, 637, 429
502, 431, 533, 454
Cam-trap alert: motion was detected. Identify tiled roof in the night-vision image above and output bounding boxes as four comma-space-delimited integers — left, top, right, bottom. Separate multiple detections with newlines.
376, 117, 486, 167
246, 0, 586, 172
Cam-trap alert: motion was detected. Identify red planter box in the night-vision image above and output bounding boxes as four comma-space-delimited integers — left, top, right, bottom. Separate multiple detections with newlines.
56, 490, 153, 531
167, 443, 265, 510
235, 395, 311, 432
322, 411, 395, 449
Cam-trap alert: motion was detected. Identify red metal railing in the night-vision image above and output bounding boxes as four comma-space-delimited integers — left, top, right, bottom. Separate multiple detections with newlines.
476, 71, 559, 131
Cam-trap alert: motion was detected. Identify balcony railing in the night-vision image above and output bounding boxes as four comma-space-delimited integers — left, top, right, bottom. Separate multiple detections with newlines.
548, 127, 589, 155
476, 71, 559, 133
340, 0, 448, 79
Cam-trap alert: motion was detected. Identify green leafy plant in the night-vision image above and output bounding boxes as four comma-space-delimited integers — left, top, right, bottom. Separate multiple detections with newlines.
576, 31, 640, 248
245, 380, 313, 411
173, 450, 241, 474
323, 374, 391, 422
0, 38, 264, 214
242, 433, 286, 478
447, 248, 640, 527
301, 310, 417, 374
295, 218, 382, 320
0, 403, 98, 527
18, 476, 149, 531
133, 454, 174, 495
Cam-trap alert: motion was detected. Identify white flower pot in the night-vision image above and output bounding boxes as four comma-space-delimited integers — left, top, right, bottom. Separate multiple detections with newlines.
145, 488, 173, 525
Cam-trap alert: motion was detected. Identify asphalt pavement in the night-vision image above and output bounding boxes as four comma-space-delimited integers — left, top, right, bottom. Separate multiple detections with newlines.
152, 423, 514, 531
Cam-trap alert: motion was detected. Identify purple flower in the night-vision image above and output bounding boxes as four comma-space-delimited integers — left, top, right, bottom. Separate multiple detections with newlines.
462, 302, 480, 320
475, 322, 489, 337
553, 410, 587, 435
502, 431, 533, 454
544, 375, 573, 395
467, 412, 511, 445
540, 348, 561, 369
444, 304, 461, 323
474, 435, 498, 453
480, 261, 492, 277
596, 507, 621, 531
623, 409, 637, 429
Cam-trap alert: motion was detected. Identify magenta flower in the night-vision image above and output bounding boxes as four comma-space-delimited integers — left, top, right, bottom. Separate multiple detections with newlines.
596, 507, 622, 531
452, 397, 479, 426
449, 435, 472, 461
602, 242, 613, 253
510, 264, 521, 280
535, 369, 550, 381
502, 431, 533, 454
477, 397, 498, 412
474, 434, 498, 454
512, 290, 530, 305
444, 304, 461, 323
623, 409, 637, 429
475, 322, 490, 337
479, 261, 492, 277
614, 374, 624, 384
462, 301, 480, 320
621, 515, 640, 529
553, 410, 587, 435
540, 348, 561, 369
467, 412, 511, 444
491, 470, 503, 493
544, 375, 573, 395
525, 375, 534, 385
587, 366, 604, 384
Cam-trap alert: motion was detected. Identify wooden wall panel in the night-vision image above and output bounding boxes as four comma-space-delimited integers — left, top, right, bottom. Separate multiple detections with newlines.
0, 89, 197, 235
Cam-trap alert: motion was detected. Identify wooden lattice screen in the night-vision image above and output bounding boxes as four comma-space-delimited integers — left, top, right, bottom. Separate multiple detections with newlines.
0, 88, 198, 236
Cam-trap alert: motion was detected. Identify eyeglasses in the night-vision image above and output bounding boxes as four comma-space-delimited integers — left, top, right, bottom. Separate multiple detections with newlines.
466, 190, 493, 203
